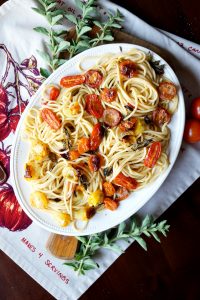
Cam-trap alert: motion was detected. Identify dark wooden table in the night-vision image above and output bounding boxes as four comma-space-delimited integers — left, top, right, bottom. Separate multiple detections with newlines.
0, 0, 200, 299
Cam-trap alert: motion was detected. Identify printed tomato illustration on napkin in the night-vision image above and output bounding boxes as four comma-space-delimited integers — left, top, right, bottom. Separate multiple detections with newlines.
0, 44, 43, 231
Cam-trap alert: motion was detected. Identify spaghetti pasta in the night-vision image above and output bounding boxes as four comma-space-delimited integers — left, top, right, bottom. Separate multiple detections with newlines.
23, 48, 178, 228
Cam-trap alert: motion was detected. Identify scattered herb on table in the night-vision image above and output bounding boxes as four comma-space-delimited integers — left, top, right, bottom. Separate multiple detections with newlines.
32, 0, 124, 77
64, 215, 170, 275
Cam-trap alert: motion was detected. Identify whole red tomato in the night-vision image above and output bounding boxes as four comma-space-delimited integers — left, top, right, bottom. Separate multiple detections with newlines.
190, 97, 200, 120
0, 186, 32, 231
184, 119, 200, 143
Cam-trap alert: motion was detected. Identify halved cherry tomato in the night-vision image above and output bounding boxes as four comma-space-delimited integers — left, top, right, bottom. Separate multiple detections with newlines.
90, 123, 104, 151
158, 82, 177, 100
103, 198, 119, 211
85, 70, 103, 88
41, 108, 61, 130
144, 141, 162, 168
78, 137, 90, 154
152, 107, 171, 126
100, 88, 117, 102
85, 94, 104, 118
68, 150, 80, 161
119, 59, 138, 78
49, 87, 60, 100
112, 172, 138, 190
103, 108, 122, 127
88, 155, 100, 172
119, 117, 137, 132
190, 97, 200, 120
103, 182, 115, 197
60, 75, 85, 88
184, 119, 200, 143
115, 186, 129, 201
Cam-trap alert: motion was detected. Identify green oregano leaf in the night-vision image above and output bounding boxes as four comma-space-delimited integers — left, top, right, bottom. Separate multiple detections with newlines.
37, 0, 46, 9
32, 7, 46, 16
78, 26, 92, 37
103, 35, 114, 41
34, 26, 49, 36
65, 13, 77, 24
40, 67, 51, 78
47, 2, 57, 11
56, 40, 70, 54
51, 14, 63, 26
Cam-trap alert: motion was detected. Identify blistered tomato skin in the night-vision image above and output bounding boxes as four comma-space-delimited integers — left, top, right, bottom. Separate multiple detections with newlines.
41, 108, 61, 130
88, 155, 100, 172
90, 123, 104, 151
100, 88, 117, 102
49, 87, 60, 100
60, 75, 85, 88
112, 172, 138, 190
144, 142, 162, 168
184, 119, 200, 143
85, 70, 103, 88
119, 60, 138, 78
85, 94, 104, 118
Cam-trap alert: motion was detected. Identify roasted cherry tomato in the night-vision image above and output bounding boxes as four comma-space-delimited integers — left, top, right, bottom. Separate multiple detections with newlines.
115, 186, 129, 201
90, 123, 104, 151
100, 88, 117, 102
49, 87, 60, 100
78, 137, 90, 154
60, 75, 85, 88
126, 103, 135, 110
119, 117, 137, 132
103, 198, 119, 211
144, 141, 162, 168
85, 206, 96, 219
41, 108, 61, 130
112, 172, 138, 190
97, 154, 105, 167
103, 182, 115, 197
68, 150, 80, 161
190, 97, 200, 120
152, 107, 171, 126
103, 108, 122, 127
184, 119, 200, 143
119, 59, 138, 78
85, 94, 104, 118
85, 70, 103, 88
158, 82, 177, 100
88, 155, 100, 172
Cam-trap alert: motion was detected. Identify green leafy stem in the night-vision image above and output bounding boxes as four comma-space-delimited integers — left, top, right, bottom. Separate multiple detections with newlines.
64, 215, 170, 275
32, 0, 124, 77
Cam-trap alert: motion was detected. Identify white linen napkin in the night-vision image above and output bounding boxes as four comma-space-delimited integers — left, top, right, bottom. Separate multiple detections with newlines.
0, 1, 199, 299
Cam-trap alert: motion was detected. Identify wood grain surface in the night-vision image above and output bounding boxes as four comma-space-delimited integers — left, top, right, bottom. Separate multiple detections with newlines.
0, 0, 200, 300
46, 234, 78, 260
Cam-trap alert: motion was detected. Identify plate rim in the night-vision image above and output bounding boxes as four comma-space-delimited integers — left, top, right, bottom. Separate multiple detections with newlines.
10, 43, 185, 236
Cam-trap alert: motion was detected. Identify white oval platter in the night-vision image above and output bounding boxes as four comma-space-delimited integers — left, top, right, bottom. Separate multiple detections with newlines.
11, 43, 185, 236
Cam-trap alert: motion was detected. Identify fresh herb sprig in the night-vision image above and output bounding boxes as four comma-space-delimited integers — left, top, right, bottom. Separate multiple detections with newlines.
91, 9, 123, 47
32, 0, 124, 77
147, 52, 165, 75
64, 215, 170, 275
32, 0, 69, 77
64, 0, 97, 58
